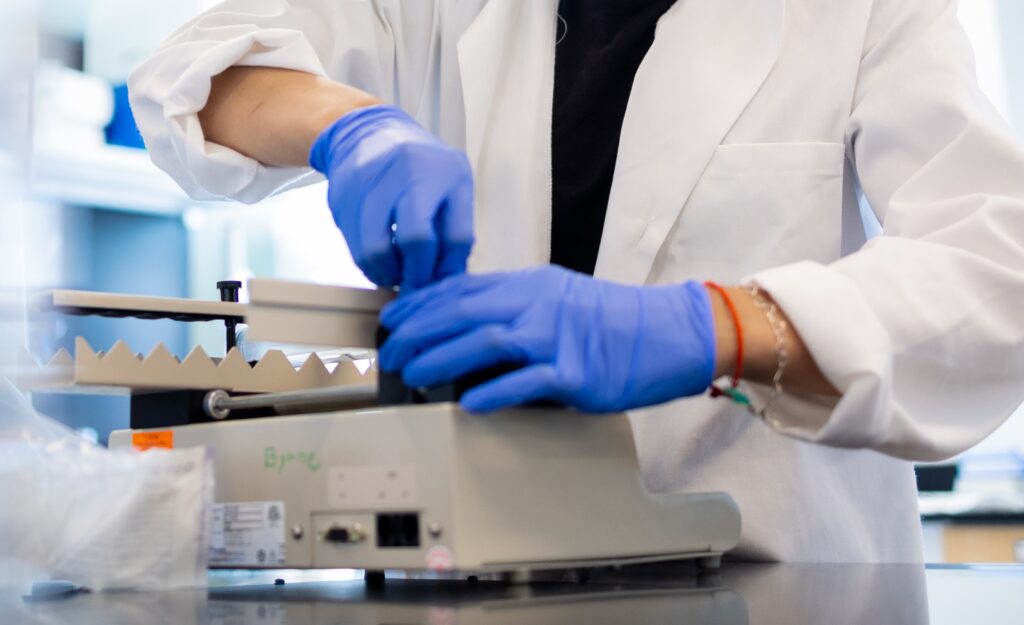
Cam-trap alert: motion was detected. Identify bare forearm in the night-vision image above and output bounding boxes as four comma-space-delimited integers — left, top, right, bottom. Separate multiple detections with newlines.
709, 286, 839, 398
198, 67, 381, 167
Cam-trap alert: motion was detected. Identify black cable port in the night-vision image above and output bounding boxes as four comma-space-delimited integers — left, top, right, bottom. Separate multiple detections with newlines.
323, 523, 365, 544
324, 527, 352, 543
375, 513, 420, 548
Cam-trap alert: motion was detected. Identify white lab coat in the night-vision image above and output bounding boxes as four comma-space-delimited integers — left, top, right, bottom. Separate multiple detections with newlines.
129, 0, 1024, 562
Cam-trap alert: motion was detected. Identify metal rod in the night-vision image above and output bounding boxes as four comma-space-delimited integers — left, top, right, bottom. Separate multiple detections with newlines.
204, 385, 378, 420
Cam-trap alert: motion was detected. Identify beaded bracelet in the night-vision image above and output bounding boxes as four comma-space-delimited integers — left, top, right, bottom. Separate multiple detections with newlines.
704, 282, 789, 419
746, 284, 789, 419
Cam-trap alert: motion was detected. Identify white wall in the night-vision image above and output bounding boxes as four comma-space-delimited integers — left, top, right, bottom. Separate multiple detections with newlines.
0, 2, 37, 373
954, 2, 1024, 455
959, 0, 1011, 119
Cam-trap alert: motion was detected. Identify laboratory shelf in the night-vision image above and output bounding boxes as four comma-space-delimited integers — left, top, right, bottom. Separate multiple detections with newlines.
29, 143, 198, 215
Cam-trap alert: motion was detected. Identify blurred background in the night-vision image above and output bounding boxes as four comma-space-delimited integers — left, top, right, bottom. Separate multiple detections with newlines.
24, 0, 372, 447
7, 0, 1024, 563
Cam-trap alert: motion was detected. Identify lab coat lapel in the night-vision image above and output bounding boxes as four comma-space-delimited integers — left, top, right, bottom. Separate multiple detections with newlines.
456, 0, 559, 272
593, 0, 786, 284
456, 0, 513, 168
456, 0, 556, 170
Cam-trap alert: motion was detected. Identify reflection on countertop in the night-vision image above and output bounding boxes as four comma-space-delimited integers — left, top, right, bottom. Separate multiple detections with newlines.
3, 563, 1023, 625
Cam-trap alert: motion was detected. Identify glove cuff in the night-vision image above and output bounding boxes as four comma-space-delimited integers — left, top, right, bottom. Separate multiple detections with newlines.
679, 280, 718, 393
308, 104, 417, 173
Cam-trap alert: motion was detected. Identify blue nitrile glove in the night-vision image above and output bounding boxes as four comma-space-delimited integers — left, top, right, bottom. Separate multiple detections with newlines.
378, 265, 716, 413
309, 105, 475, 291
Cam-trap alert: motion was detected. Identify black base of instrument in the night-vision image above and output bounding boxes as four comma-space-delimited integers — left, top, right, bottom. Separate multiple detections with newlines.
130, 390, 275, 429
375, 326, 519, 407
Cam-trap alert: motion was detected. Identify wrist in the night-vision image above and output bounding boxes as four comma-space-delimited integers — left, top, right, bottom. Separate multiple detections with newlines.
305, 86, 383, 167
706, 285, 737, 380
307, 91, 382, 140
706, 285, 776, 382
308, 103, 403, 173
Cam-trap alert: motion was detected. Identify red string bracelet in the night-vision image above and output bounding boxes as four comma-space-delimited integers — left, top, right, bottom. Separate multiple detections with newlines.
704, 281, 749, 405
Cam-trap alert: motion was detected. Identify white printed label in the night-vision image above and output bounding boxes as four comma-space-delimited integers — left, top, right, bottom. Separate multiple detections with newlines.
328, 465, 418, 509
209, 501, 286, 566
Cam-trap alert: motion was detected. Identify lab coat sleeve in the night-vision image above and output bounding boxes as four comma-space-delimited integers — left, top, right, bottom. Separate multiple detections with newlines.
127, 0, 435, 203
748, 0, 1024, 461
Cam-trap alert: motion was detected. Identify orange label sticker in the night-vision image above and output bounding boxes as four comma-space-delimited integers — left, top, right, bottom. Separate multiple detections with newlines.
132, 430, 174, 451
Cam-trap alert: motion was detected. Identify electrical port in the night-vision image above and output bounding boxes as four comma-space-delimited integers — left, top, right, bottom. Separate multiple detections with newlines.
323, 523, 366, 544
376, 513, 420, 548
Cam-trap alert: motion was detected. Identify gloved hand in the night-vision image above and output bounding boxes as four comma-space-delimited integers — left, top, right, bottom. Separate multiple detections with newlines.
309, 105, 475, 290
378, 265, 716, 413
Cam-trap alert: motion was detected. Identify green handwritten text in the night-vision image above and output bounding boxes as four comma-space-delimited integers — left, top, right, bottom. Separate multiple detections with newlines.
264, 446, 321, 473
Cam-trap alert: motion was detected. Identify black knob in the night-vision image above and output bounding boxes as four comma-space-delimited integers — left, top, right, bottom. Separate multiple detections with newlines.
217, 280, 243, 303
217, 280, 243, 353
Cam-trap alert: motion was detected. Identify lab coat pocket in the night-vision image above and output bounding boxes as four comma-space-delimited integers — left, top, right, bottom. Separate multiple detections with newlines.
652, 142, 847, 283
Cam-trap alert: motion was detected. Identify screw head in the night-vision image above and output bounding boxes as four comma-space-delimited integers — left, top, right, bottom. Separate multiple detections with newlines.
291, 524, 304, 540
204, 389, 231, 420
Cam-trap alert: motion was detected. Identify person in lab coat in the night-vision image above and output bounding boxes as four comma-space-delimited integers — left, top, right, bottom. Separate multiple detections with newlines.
129, 0, 1024, 562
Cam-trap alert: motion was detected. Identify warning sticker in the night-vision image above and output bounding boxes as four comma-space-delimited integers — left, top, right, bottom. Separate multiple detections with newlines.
132, 430, 174, 451
425, 545, 454, 571
209, 501, 287, 567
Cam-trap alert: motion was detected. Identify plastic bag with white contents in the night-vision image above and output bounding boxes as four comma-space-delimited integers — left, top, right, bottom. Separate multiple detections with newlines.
0, 379, 213, 591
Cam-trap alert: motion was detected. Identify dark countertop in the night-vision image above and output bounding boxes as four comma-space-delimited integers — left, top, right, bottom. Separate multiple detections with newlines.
4, 563, 1023, 625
